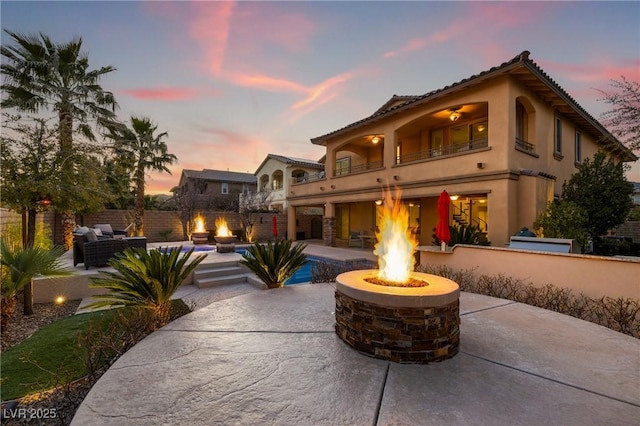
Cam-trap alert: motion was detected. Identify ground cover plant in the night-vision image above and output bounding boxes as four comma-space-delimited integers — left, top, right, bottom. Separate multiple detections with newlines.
1, 299, 190, 424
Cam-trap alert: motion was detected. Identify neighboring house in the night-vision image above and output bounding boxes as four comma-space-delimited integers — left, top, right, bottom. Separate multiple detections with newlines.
177, 169, 257, 211
285, 51, 637, 248
633, 182, 640, 206
251, 154, 324, 212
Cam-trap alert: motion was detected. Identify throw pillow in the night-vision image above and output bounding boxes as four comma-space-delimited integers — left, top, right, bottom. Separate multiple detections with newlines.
93, 228, 103, 236
75, 226, 91, 235
86, 229, 98, 242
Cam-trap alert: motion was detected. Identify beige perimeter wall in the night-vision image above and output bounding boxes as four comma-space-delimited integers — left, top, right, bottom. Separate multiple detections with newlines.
419, 245, 640, 300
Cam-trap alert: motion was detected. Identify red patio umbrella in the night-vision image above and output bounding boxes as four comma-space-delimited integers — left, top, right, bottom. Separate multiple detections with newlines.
436, 190, 451, 250
272, 216, 278, 238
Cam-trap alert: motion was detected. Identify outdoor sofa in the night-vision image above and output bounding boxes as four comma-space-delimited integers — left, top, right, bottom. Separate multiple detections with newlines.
73, 224, 147, 269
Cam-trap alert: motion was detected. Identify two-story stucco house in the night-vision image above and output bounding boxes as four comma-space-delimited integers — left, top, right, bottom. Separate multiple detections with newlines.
252, 154, 324, 212
285, 51, 636, 248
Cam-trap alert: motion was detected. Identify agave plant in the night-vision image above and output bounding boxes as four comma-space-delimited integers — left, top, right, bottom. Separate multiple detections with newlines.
88, 247, 205, 327
0, 238, 73, 329
433, 224, 491, 247
240, 240, 308, 289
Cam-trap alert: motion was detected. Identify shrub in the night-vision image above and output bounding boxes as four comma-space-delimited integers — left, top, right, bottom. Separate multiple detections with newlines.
0, 238, 72, 329
88, 247, 205, 327
417, 264, 639, 338
2, 221, 53, 250
433, 224, 490, 246
240, 239, 307, 288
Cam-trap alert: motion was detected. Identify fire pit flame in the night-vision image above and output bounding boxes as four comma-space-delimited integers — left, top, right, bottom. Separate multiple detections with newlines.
374, 188, 418, 285
215, 217, 233, 237
193, 214, 206, 233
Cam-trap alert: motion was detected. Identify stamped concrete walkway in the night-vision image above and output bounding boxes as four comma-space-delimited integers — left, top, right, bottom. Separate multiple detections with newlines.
72, 283, 640, 425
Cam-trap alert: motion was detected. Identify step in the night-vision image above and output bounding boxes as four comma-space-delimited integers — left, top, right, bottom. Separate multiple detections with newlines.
195, 274, 249, 289
193, 266, 247, 281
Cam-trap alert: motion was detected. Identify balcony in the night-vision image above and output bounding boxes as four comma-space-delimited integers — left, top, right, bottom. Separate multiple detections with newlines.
396, 138, 489, 164
515, 137, 537, 156
291, 171, 326, 185
333, 160, 384, 177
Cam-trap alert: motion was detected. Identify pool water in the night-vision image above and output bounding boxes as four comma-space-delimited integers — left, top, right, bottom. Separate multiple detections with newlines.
235, 248, 315, 285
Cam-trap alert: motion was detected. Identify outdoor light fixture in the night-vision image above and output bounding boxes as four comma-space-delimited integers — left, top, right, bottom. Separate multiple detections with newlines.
376, 178, 382, 183
55, 296, 65, 305
372, 136, 380, 144
375, 199, 383, 206
449, 109, 461, 121
450, 195, 459, 201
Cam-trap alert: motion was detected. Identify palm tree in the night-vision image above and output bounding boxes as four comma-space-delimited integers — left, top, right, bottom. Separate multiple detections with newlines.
1, 30, 118, 250
88, 247, 205, 327
0, 238, 73, 328
240, 240, 308, 288
107, 117, 176, 236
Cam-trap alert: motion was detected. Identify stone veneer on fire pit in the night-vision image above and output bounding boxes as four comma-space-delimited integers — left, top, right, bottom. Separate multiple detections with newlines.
335, 270, 460, 364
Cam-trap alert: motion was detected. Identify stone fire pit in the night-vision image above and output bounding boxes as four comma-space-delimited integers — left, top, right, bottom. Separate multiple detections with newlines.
214, 235, 237, 253
335, 269, 460, 364
191, 231, 209, 245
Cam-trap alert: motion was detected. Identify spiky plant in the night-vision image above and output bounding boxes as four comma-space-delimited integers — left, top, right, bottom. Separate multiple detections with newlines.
0, 238, 73, 329
88, 247, 205, 327
240, 240, 308, 289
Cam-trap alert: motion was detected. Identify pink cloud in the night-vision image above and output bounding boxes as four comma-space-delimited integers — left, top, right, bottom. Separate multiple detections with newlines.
227, 73, 308, 93
119, 86, 221, 101
231, 3, 315, 53
292, 72, 353, 111
189, 1, 236, 75
540, 59, 640, 84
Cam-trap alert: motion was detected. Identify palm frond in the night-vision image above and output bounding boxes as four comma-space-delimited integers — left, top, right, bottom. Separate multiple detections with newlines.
240, 240, 307, 288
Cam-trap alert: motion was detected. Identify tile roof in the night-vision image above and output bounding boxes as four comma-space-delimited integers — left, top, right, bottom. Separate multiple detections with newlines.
254, 153, 324, 175
181, 169, 257, 183
310, 51, 636, 162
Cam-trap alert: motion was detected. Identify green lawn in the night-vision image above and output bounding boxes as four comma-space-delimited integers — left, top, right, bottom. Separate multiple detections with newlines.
1, 300, 190, 401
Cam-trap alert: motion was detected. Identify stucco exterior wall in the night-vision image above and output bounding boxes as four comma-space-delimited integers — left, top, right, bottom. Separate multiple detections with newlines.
419, 245, 640, 300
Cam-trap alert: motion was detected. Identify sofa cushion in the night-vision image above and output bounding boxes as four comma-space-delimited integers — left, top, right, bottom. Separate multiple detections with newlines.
93, 228, 103, 237
94, 224, 114, 237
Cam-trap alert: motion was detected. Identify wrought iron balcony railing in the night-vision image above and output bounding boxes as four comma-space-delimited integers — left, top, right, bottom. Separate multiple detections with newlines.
396, 138, 489, 164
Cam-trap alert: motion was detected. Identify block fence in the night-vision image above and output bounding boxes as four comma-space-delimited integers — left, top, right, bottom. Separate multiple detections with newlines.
36, 209, 321, 245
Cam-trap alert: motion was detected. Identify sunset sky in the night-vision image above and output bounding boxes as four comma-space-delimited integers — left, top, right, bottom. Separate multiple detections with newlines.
2, 1, 639, 193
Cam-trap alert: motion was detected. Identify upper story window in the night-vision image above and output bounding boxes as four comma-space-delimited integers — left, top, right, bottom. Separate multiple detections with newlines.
335, 157, 351, 176
221, 182, 229, 194
272, 170, 284, 190
516, 101, 528, 141
574, 130, 582, 165
554, 115, 563, 158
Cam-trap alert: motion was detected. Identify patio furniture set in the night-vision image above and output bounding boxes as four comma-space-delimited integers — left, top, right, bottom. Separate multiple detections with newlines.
73, 224, 147, 269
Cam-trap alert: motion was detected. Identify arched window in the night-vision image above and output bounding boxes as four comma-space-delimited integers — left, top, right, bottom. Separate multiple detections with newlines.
515, 97, 536, 154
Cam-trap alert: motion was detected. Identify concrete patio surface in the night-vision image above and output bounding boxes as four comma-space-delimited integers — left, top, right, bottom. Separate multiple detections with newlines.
72, 283, 640, 425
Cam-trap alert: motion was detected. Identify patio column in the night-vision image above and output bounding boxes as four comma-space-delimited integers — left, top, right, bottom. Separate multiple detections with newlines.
287, 205, 297, 241
323, 202, 336, 247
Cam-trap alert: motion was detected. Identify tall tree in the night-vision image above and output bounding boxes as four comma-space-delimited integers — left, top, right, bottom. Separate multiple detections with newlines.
1, 30, 118, 249
598, 76, 640, 153
562, 151, 634, 247
107, 117, 176, 236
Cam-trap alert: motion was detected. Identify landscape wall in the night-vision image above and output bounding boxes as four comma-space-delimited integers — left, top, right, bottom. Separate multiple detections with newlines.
419, 245, 640, 300
40, 209, 320, 245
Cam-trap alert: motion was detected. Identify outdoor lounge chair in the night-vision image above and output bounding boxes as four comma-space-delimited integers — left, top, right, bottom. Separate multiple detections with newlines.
348, 232, 364, 248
